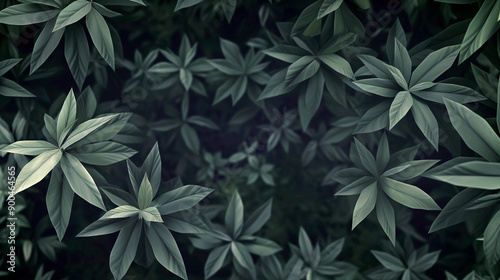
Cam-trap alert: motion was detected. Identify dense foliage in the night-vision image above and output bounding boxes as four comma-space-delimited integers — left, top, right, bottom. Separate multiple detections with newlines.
0, 0, 499, 279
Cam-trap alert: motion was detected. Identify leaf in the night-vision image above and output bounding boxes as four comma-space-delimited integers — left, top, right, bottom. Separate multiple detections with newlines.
220, 0, 236, 22
387, 19, 407, 65
285, 56, 320, 87
353, 78, 400, 97
146, 223, 187, 279
317, 0, 343, 19
352, 181, 377, 229
46, 166, 74, 241
53, 0, 91, 31
318, 54, 354, 79
139, 207, 163, 223
357, 55, 393, 80
0, 77, 35, 97
376, 192, 396, 246
458, 0, 500, 63
71, 141, 136, 166
60, 153, 105, 210
30, 17, 64, 74
354, 138, 378, 176
410, 45, 460, 86
163, 211, 210, 234
174, 0, 204, 11
424, 161, 500, 190
109, 219, 142, 280
231, 242, 257, 279
2, 141, 57, 156
371, 251, 405, 271
354, 101, 391, 134
381, 177, 440, 210
413, 83, 484, 104
101, 205, 140, 219
65, 23, 90, 90
291, 1, 321, 36
57, 89, 77, 142
0, 59, 21, 76
393, 39, 411, 82
14, 149, 62, 194
101, 187, 137, 207
389, 91, 413, 129
180, 124, 200, 154
242, 198, 272, 236
187, 116, 220, 130
412, 251, 440, 272
205, 244, 231, 279
245, 237, 281, 257
225, 191, 244, 238
444, 99, 500, 162
298, 227, 313, 259
484, 209, 500, 266
0, 4, 59, 25
77, 218, 129, 237
300, 71, 324, 130
137, 175, 153, 210
61, 115, 116, 149
411, 99, 439, 150
429, 187, 487, 233
86, 7, 115, 69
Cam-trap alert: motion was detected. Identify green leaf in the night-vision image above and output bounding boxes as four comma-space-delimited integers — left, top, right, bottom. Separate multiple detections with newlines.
232, 241, 257, 279
205, 244, 230, 279
425, 161, 500, 190
376, 192, 396, 246
187, 116, 219, 130
14, 149, 62, 194
0, 59, 21, 76
389, 91, 413, 129
137, 175, 152, 210
71, 141, 136, 166
413, 83, 484, 104
483, 209, 500, 266
0, 77, 35, 97
101, 187, 137, 207
61, 115, 116, 149
317, 0, 343, 19
65, 23, 90, 90
353, 78, 400, 97
412, 251, 440, 272
77, 218, 129, 237
371, 251, 405, 271
335, 176, 374, 196
30, 17, 64, 74
245, 237, 281, 257
101, 205, 140, 219
174, 0, 204, 11
285, 56, 320, 87
354, 138, 378, 176
357, 55, 393, 80
226, 191, 244, 238
429, 187, 487, 233
291, 1, 321, 36
146, 223, 187, 279
2, 141, 57, 156
53, 0, 91, 31
393, 39, 411, 82
86, 7, 115, 69
109, 219, 142, 280
57, 89, 77, 142
410, 45, 460, 86
387, 19, 407, 65
381, 177, 440, 210
0, 4, 59, 25
300, 71, 324, 130
60, 153, 105, 210
458, 0, 500, 63
139, 207, 163, 223
153, 185, 213, 215
298, 227, 313, 259
352, 181, 377, 229
242, 198, 272, 236
46, 166, 74, 241
376, 133, 390, 172
163, 211, 210, 234
354, 101, 391, 134
180, 124, 200, 154
318, 54, 354, 79
411, 99, 439, 150
443, 98, 500, 162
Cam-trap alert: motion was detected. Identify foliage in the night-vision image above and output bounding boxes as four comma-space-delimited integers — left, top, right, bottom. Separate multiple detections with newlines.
0, 0, 500, 279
